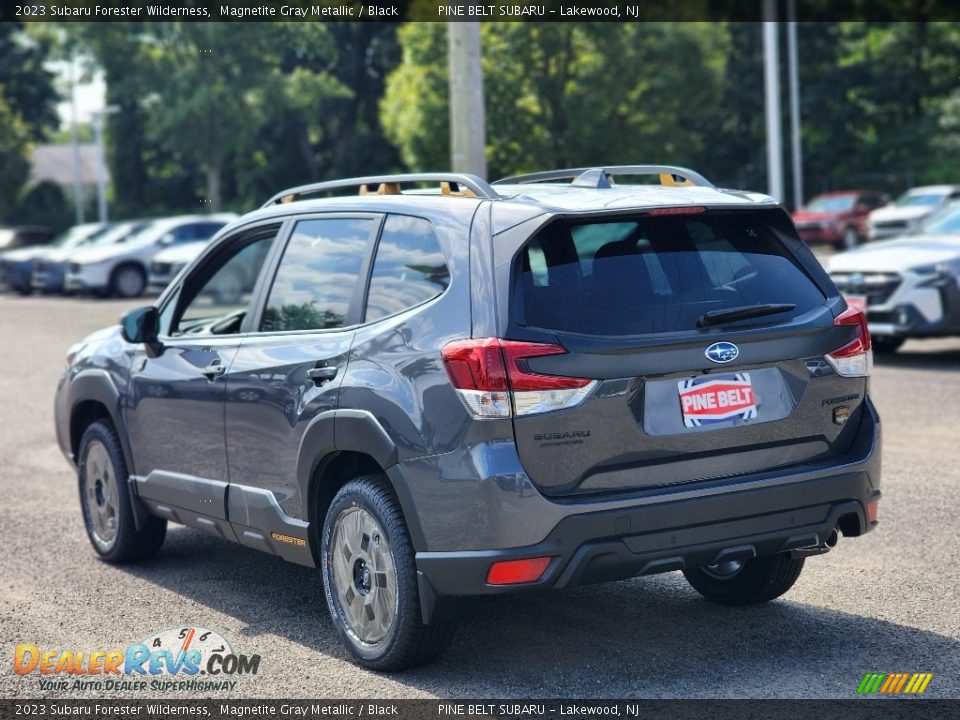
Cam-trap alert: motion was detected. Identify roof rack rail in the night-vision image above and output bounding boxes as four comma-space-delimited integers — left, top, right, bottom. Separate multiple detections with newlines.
493, 165, 715, 189
261, 173, 500, 208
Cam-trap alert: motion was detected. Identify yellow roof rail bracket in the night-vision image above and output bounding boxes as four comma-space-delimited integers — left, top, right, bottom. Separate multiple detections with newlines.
359, 182, 401, 196
660, 172, 695, 187
440, 181, 477, 198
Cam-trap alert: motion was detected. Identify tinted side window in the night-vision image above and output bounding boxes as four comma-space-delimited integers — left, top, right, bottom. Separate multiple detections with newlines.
365, 215, 449, 322
261, 217, 375, 332
169, 230, 277, 337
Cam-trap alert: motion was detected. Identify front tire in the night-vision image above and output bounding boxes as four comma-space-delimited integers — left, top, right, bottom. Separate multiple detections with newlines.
683, 553, 804, 606
110, 264, 146, 298
321, 474, 455, 671
842, 226, 860, 249
78, 420, 166, 563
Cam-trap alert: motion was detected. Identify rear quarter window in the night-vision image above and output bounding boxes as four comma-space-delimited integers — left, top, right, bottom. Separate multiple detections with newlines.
515, 212, 826, 336
364, 215, 449, 322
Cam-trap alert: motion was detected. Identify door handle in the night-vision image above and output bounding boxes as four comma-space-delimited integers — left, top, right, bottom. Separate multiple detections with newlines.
201, 364, 227, 380
305, 365, 338, 385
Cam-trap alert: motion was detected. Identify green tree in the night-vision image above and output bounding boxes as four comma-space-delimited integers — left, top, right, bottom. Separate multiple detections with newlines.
0, 23, 59, 141
382, 23, 727, 179
0, 90, 32, 219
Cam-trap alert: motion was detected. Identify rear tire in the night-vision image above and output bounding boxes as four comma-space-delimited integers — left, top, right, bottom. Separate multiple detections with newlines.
78, 420, 166, 563
872, 336, 905, 354
683, 553, 804, 606
321, 474, 455, 671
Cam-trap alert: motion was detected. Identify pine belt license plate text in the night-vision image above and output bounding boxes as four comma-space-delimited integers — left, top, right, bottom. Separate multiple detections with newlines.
678, 373, 758, 428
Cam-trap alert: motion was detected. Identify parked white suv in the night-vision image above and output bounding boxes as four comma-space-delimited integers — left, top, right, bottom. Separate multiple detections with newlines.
64, 214, 235, 297
830, 202, 960, 352
867, 185, 960, 242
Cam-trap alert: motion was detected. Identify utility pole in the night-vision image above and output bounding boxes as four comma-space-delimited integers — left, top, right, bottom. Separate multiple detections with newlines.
786, 1, 804, 210
763, 0, 784, 203
447, 20, 487, 179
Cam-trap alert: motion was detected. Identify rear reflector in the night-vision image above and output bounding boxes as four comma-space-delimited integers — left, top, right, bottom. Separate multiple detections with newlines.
867, 499, 879, 524
486, 557, 552, 585
826, 307, 872, 377
442, 338, 595, 418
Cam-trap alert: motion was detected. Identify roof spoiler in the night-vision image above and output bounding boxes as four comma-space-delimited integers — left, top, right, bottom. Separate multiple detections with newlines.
494, 165, 715, 189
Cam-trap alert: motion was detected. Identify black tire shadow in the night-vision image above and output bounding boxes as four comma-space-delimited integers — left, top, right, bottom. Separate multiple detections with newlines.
120, 526, 960, 699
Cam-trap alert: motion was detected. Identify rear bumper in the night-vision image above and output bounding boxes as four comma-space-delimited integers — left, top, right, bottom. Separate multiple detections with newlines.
414, 398, 880, 615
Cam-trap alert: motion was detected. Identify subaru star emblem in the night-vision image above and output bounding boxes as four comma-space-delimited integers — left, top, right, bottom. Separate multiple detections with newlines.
705, 341, 739, 364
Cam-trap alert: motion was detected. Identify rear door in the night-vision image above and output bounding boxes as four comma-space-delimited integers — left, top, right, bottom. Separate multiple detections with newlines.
224, 214, 380, 539
505, 209, 867, 497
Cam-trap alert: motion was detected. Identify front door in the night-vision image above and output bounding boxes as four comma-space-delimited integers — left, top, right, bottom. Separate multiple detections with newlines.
125, 225, 279, 532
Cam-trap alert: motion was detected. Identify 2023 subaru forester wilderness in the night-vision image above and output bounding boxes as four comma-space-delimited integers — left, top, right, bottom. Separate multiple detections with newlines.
55, 166, 881, 670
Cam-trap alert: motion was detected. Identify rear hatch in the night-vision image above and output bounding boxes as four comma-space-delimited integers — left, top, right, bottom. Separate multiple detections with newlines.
504, 208, 869, 497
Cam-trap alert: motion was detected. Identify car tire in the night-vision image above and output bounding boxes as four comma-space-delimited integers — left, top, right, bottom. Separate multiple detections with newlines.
682, 553, 804, 606
78, 420, 166, 563
110, 264, 146, 298
842, 226, 860, 249
321, 474, 455, 671
872, 336, 905, 354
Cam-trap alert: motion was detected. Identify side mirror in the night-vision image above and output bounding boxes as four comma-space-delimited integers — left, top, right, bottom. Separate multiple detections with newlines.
121, 306, 160, 344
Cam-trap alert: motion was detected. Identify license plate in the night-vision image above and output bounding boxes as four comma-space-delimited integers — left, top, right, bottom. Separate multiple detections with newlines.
844, 294, 868, 314
678, 373, 758, 428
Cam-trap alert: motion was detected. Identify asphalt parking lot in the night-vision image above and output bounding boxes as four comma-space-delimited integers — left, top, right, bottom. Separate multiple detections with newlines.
2, 291, 959, 700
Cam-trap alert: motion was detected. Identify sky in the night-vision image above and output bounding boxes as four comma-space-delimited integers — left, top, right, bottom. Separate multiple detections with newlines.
48, 58, 106, 128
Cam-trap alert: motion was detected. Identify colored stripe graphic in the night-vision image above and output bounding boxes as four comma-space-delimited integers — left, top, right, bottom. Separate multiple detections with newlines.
858, 673, 932, 694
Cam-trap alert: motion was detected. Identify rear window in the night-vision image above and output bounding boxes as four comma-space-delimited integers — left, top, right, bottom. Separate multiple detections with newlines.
516, 212, 826, 336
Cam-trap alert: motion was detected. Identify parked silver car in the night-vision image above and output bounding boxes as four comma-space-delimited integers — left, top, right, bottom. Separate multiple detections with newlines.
63, 214, 235, 297
867, 185, 960, 241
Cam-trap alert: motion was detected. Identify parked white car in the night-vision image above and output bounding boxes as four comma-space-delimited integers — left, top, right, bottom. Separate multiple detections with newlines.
867, 185, 960, 242
64, 214, 235, 297
829, 203, 960, 352
147, 240, 209, 291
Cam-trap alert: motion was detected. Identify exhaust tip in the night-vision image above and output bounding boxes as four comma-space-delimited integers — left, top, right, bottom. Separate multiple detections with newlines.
826, 529, 839, 548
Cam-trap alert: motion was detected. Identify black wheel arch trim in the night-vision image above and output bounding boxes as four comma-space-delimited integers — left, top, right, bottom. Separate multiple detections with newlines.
296, 408, 426, 552
67, 370, 149, 531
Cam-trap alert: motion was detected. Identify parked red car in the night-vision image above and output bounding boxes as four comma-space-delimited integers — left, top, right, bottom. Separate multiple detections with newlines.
792, 191, 889, 248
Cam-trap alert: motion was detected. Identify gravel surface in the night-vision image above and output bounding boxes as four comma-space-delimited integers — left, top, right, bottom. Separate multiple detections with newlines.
1, 293, 958, 700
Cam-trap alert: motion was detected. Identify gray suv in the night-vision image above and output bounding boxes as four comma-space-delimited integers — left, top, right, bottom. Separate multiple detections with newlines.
54, 167, 882, 670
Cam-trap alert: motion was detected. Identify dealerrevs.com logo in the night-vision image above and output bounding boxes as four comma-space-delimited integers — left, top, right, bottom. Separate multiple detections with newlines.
13, 626, 260, 693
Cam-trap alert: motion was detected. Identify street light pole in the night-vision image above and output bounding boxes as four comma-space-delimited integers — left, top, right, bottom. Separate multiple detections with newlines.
68, 57, 84, 225
447, 20, 487, 179
90, 106, 118, 224
91, 110, 108, 224
763, 0, 784, 203
787, 2, 804, 210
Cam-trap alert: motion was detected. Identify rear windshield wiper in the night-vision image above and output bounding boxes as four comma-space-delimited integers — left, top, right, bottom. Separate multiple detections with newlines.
697, 303, 796, 328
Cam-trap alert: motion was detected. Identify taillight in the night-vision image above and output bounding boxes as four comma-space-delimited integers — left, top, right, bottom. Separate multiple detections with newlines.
826, 307, 872, 377
441, 338, 596, 418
